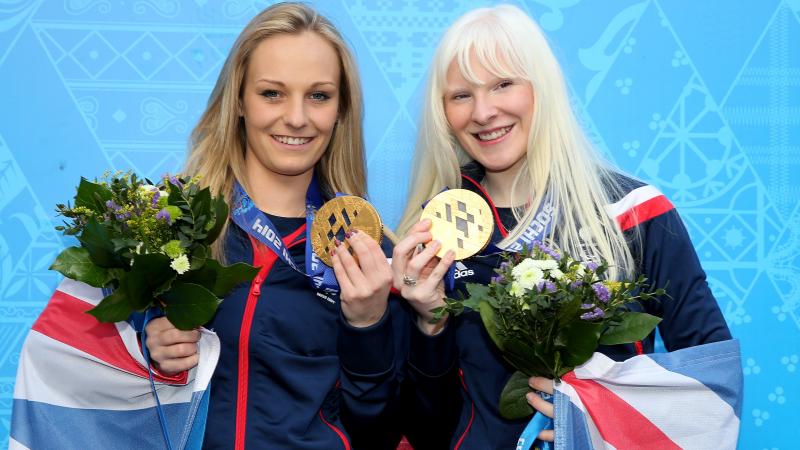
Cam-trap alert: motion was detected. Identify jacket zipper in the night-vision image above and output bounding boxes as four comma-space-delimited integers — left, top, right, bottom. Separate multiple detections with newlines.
234, 225, 306, 450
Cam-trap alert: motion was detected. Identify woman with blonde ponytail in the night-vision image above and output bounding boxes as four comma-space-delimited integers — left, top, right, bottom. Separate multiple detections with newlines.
144, 4, 401, 449
392, 5, 731, 449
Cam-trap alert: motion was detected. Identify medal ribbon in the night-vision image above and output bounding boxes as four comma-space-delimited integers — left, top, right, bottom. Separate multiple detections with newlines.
230, 176, 339, 293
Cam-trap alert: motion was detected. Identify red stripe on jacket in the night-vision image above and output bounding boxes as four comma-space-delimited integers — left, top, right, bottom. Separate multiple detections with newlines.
235, 224, 306, 450
616, 195, 674, 231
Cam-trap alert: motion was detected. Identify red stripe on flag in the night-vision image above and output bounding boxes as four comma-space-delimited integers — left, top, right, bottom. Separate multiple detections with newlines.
615, 195, 674, 231
562, 372, 681, 450
32, 290, 187, 384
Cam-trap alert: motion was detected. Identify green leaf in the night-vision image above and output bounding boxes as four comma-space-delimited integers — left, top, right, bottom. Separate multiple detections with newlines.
111, 237, 139, 253
462, 282, 489, 310
599, 312, 662, 345
130, 253, 176, 299
190, 187, 211, 231
554, 320, 602, 367
74, 178, 112, 211
204, 195, 229, 244
87, 288, 136, 323
478, 301, 503, 351
50, 247, 112, 287
78, 218, 124, 268
503, 339, 550, 377
161, 282, 220, 330
180, 259, 259, 297
189, 244, 207, 271
499, 370, 535, 420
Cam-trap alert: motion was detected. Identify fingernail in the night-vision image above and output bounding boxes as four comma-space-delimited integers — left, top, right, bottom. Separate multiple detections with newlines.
334, 239, 341, 247
344, 231, 352, 239
350, 229, 359, 235
446, 250, 455, 258
431, 240, 441, 248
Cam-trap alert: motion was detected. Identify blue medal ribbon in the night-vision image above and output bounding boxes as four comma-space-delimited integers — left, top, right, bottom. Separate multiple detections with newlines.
230, 176, 339, 293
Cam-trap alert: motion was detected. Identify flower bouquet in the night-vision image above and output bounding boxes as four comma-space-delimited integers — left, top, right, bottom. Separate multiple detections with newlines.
433, 241, 666, 420
51, 172, 258, 330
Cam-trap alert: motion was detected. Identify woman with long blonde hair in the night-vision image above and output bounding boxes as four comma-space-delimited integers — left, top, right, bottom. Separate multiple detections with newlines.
392, 5, 731, 448
146, 4, 400, 449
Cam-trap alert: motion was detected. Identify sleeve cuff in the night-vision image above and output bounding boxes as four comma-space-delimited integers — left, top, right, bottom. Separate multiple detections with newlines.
338, 305, 394, 376
408, 315, 457, 377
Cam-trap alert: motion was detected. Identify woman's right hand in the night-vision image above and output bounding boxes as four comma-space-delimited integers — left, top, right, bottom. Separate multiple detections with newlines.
144, 316, 200, 375
392, 219, 456, 336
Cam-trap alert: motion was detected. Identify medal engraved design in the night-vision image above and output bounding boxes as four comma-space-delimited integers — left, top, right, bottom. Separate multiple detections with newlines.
420, 189, 494, 260
311, 196, 383, 267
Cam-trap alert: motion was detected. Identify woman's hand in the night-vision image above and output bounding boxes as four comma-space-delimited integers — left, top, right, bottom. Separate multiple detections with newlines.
526, 376, 555, 442
332, 229, 393, 328
391, 219, 455, 336
144, 317, 200, 375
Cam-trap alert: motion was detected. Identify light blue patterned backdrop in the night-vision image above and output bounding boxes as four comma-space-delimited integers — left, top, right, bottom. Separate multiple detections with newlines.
1, 0, 798, 448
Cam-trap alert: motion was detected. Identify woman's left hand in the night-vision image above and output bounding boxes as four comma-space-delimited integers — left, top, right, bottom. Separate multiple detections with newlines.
332, 229, 393, 328
527, 376, 555, 442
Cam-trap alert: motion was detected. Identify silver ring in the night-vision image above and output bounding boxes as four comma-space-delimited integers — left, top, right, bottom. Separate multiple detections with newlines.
402, 274, 417, 286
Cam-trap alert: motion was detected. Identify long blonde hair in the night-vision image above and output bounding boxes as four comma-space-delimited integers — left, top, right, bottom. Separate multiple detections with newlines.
185, 2, 366, 258
397, 4, 635, 279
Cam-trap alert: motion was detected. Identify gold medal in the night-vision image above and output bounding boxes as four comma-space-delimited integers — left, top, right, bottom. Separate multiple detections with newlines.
420, 189, 494, 260
311, 196, 383, 267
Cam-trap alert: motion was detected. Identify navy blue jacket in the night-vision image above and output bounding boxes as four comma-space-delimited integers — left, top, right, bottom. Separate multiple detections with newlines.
402, 169, 733, 450
202, 214, 406, 450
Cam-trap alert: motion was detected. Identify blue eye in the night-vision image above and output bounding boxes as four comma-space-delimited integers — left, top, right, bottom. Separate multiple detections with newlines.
310, 91, 331, 101
451, 92, 471, 101
260, 90, 279, 99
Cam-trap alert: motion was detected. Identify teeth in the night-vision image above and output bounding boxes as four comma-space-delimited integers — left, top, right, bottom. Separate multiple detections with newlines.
275, 135, 312, 145
477, 126, 512, 141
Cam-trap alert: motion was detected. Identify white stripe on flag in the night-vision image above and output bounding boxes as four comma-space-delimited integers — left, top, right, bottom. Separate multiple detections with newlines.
14, 330, 196, 410
8, 437, 31, 450
57, 278, 104, 306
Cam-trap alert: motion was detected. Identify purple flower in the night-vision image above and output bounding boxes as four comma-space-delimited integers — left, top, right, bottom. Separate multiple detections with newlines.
105, 200, 120, 211
592, 283, 611, 303
533, 240, 562, 260
150, 190, 161, 208
570, 280, 584, 289
580, 307, 605, 321
499, 261, 511, 270
491, 274, 505, 284
585, 262, 599, 271
581, 303, 595, 309
536, 280, 556, 293
156, 208, 172, 225
169, 176, 183, 188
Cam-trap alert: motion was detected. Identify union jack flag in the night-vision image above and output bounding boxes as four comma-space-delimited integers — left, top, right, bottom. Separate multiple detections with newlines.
10, 278, 219, 450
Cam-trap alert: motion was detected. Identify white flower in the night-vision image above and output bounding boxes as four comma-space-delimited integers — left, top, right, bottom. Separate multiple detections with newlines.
170, 254, 191, 274
517, 269, 545, 291
531, 259, 559, 271
509, 281, 526, 298
549, 268, 565, 280
512, 258, 537, 277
